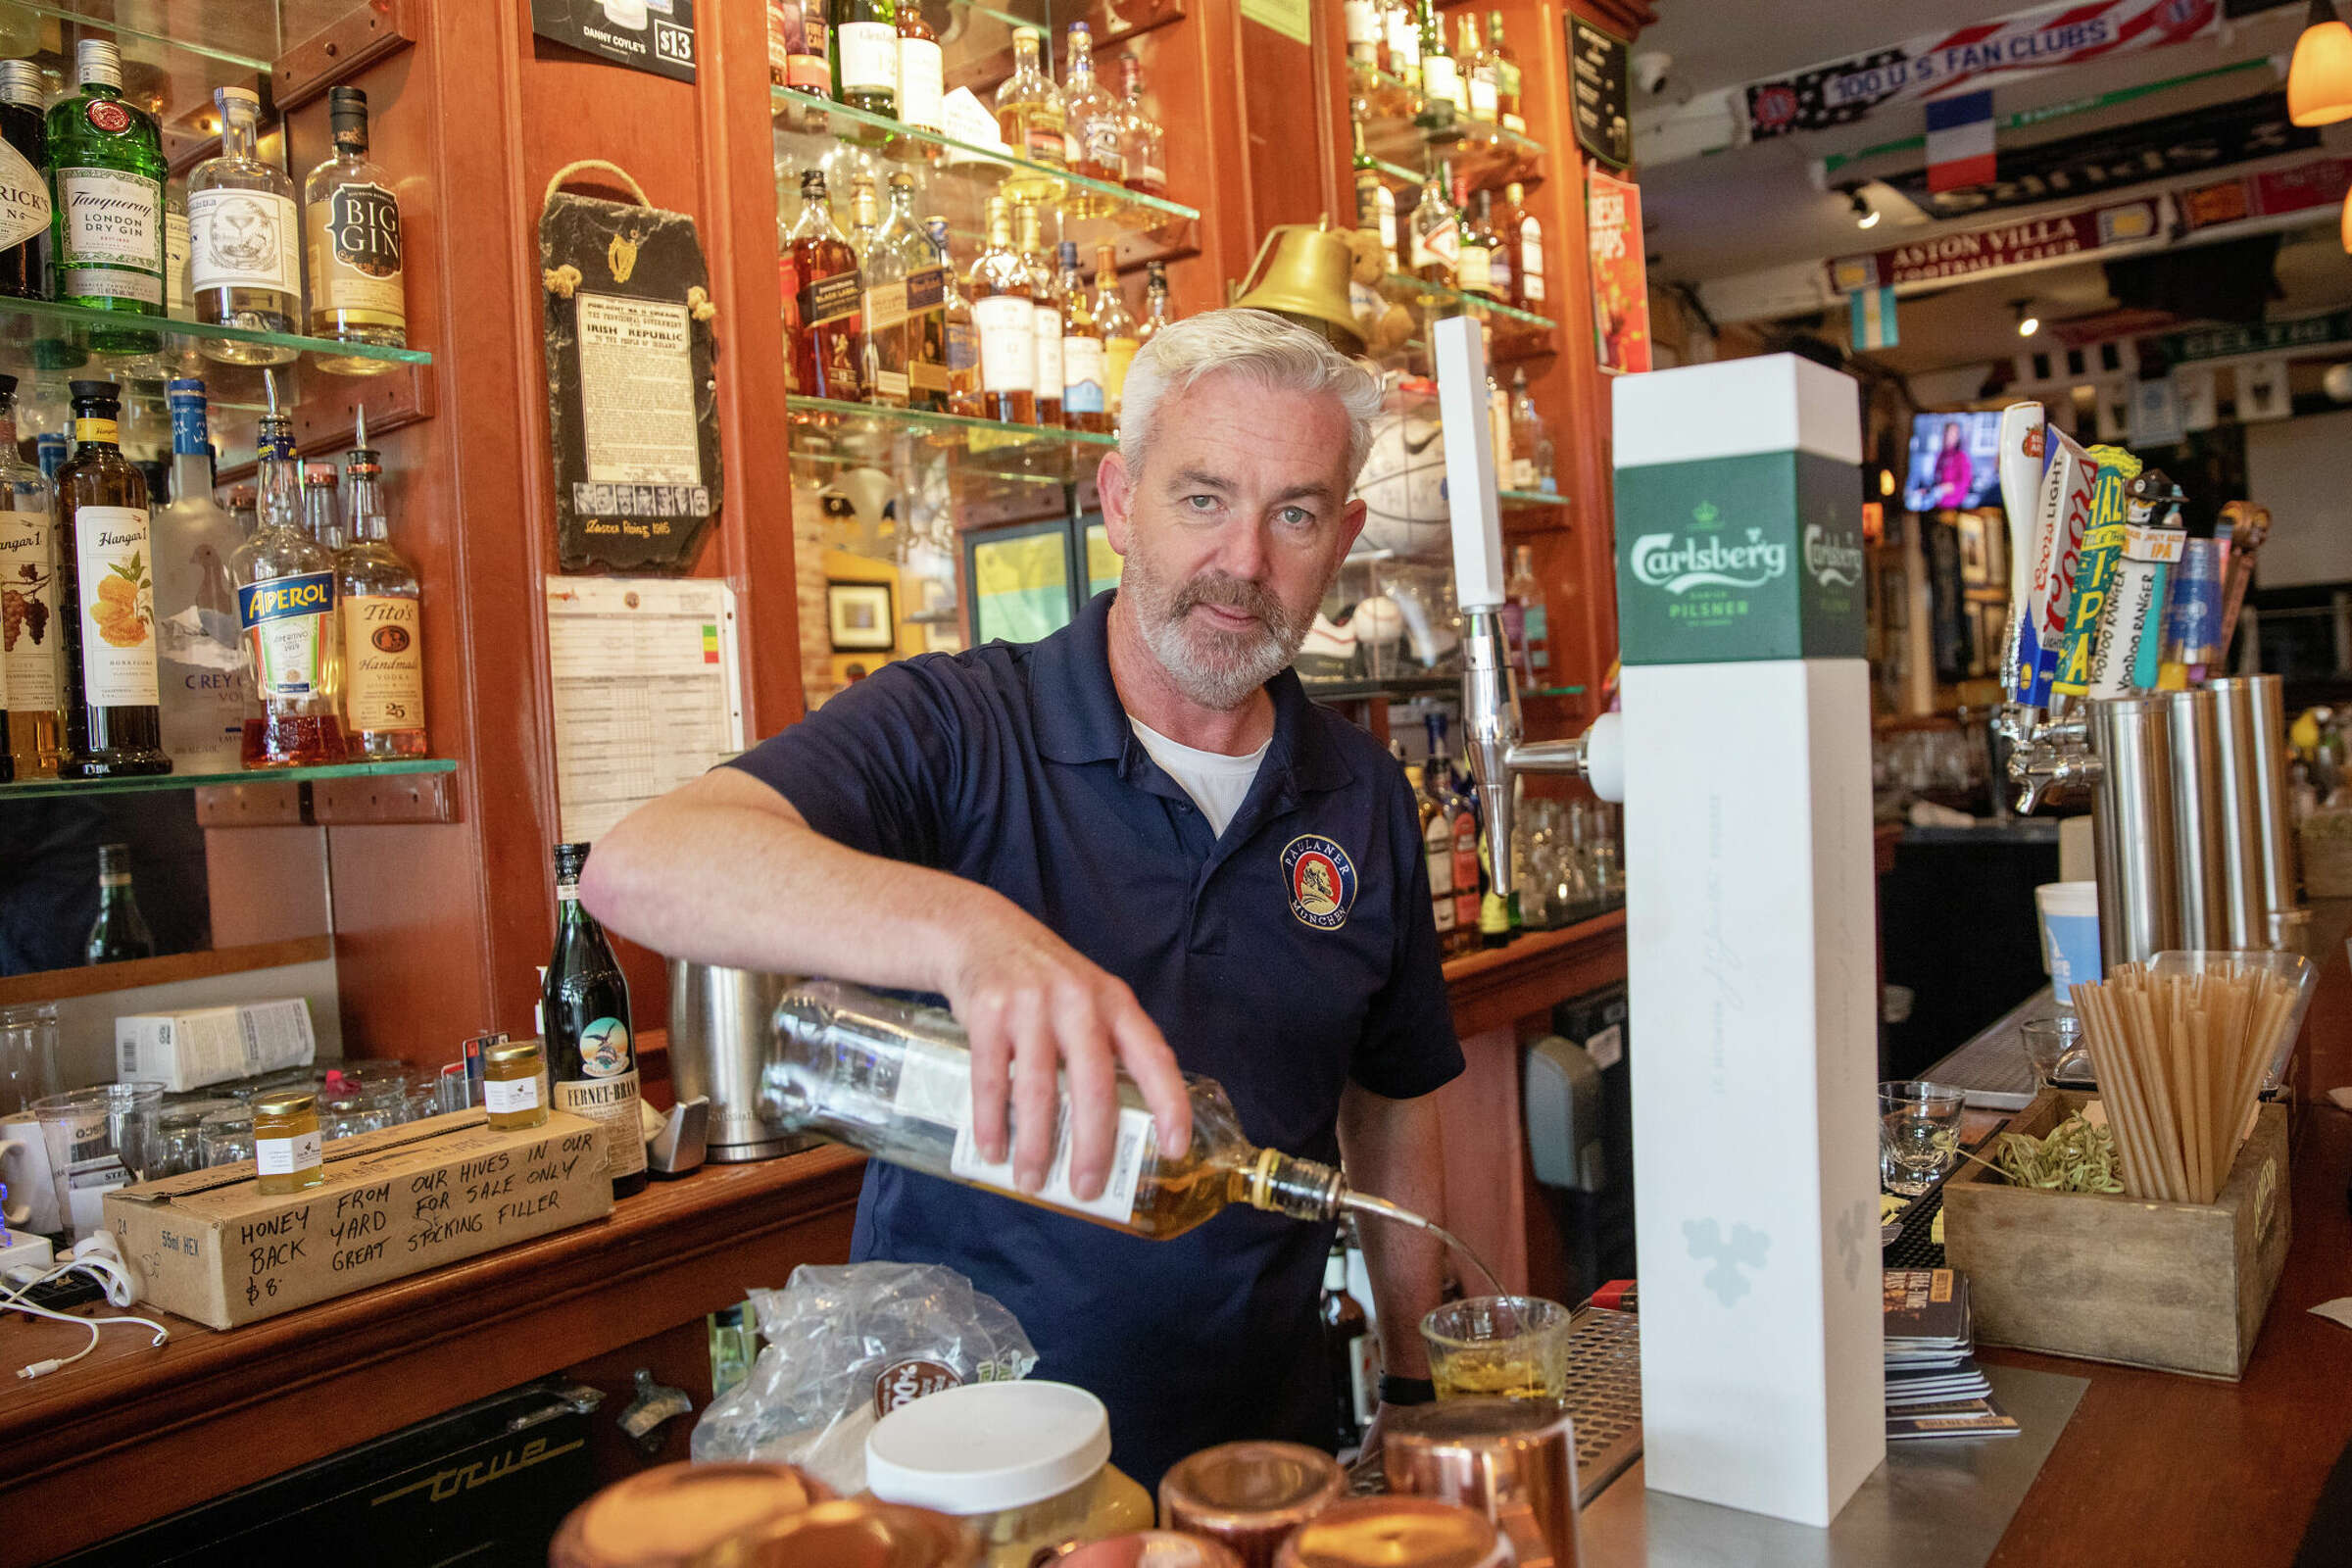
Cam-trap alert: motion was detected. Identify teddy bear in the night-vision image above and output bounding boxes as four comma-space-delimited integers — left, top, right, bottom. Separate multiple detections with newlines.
1346, 225, 1417, 357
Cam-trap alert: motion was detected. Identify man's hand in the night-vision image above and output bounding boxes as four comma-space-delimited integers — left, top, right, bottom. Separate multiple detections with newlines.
942, 900, 1192, 1200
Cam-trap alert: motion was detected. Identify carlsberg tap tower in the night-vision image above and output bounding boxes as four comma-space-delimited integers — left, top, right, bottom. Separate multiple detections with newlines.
1614, 354, 1884, 1525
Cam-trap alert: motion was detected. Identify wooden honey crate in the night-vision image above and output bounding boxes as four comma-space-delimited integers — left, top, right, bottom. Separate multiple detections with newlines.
1941, 1088, 2290, 1380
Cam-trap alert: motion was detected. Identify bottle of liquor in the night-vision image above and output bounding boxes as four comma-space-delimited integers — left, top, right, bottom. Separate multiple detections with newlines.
187, 86, 300, 365
1487, 12, 1522, 127
994, 27, 1068, 203
1091, 242, 1139, 419
545, 841, 648, 1200
163, 175, 190, 323
1016, 203, 1061, 429
1405, 756, 1458, 949
0, 60, 48, 301
302, 461, 343, 551
1426, 713, 1480, 951
1351, 105, 1398, 277
1061, 23, 1123, 214
1452, 170, 1491, 297
1057, 240, 1107, 434
1136, 259, 1174, 345
966, 196, 1034, 425
761, 979, 1446, 1240
779, 169, 867, 402
828, 0, 897, 120
231, 388, 345, 766
1414, 0, 1455, 132
1507, 368, 1550, 492
781, 0, 832, 96
847, 175, 901, 406
1476, 189, 1509, 302
1118, 57, 1167, 202
84, 843, 155, 964
304, 88, 407, 375
1343, 0, 1383, 74
153, 379, 245, 773
1504, 543, 1550, 688
1385, 0, 1422, 95
1408, 155, 1459, 287
1461, 14, 1497, 124
895, 0, 943, 136
1322, 1226, 1376, 1449
228, 484, 256, 536
0, 373, 58, 780
1500, 180, 1544, 312
928, 216, 980, 417
56, 380, 169, 778
47, 39, 167, 355
890, 177, 945, 412
336, 409, 425, 759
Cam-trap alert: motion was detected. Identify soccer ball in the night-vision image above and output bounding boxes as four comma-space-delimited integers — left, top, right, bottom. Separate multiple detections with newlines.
1353, 403, 1449, 561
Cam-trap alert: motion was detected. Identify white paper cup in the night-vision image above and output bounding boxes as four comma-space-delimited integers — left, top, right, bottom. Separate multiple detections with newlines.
2035, 881, 2100, 1004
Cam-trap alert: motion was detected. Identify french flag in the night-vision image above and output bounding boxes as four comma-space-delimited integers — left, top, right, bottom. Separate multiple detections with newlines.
1925, 89, 1996, 193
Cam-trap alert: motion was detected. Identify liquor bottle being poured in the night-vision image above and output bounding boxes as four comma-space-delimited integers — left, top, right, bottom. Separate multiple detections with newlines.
760, 979, 1499, 1287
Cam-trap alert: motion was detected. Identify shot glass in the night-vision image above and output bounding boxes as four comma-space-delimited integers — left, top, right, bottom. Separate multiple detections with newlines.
2021, 1015, 2092, 1089
1879, 1080, 1966, 1197
1419, 1296, 1574, 1405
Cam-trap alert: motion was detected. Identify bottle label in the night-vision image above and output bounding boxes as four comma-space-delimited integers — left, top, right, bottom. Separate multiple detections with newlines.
950, 1100, 1152, 1223
905, 265, 946, 316
555, 1068, 647, 1180
1348, 1329, 1379, 1426
56, 167, 163, 304
0, 139, 49, 252
0, 505, 58, 711
799, 267, 860, 328
1411, 207, 1458, 271
974, 296, 1032, 393
1032, 304, 1062, 403
1062, 336, 1105, 413
1520, 221, 1544, 301
74, 416, 117, 445
1082, 121, 1124, 174
188, 187, 299, 296
897, 36, 945, 129
1524, 606, 1548, 669
307, 181, 405, 321
485, 1074, 540, 1115
165, 204, 189, 315
344, 593, 423, 734
1345, 0, 1379, 44
1457, 242, 1491, 293
236, 569, 335, 701
1469, 74, 1498, 119
1450, 810, 1480, 930
1103, 334, 1139, 409
787, 0, 831, 90
255, 1129, 322, 1176
944, 318, 978, 375
1022, 122, 1068, 167
865, 276, 908, 331
574, 1015, 631, 1077
73, 506, 158, 708
837, 21, 896, 94
1421, 56, 1459, 106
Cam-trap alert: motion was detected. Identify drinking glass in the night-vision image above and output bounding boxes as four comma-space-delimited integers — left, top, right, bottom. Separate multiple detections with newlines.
0, 1004, 61, 1118
199, 1104, 256, 1166
31, 1082, 164, 1240
1879, 1081, 1966, 1196
155, 1097, 240, 1177
1420, 1296, 1574, 1404
2021, 1016, 2092, 1088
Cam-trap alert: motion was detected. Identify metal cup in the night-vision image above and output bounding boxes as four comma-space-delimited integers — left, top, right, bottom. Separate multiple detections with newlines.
1384, 1397, 1581, 1568
1158, 1443, 1347, 1568
1272, 1497, 1510, 1568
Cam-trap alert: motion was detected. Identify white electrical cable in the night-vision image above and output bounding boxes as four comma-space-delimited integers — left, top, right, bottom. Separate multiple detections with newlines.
0, 1257, 171, 1378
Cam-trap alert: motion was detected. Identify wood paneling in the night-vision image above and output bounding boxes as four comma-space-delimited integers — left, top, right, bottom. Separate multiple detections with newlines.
0, 935, 331, 1007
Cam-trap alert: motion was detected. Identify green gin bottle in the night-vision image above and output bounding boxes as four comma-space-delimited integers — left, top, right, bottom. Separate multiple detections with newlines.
46, 38, 166, 355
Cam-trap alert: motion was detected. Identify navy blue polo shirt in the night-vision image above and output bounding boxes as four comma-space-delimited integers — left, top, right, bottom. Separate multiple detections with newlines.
729, 589, 1461, 1487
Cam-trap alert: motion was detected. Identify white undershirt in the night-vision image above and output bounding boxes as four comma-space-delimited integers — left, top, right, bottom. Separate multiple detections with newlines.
1128, 716, 1270, 838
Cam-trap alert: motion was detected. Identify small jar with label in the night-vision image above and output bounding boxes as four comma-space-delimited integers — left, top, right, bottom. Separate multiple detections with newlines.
251, 1089, 324, 1195
483, 1039, 548, 1131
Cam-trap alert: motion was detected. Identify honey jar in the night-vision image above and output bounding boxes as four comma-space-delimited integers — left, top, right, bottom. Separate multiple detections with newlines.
483, 1039, 548, 1130
251, 1089, 323, 1195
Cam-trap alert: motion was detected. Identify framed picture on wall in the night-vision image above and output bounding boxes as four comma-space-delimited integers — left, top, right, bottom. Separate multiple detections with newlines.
1955, 512, 1991, 588
827, 580, 896, 652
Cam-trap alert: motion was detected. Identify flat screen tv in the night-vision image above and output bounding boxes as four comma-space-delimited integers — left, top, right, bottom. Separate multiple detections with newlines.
1902, 411, 2004, 514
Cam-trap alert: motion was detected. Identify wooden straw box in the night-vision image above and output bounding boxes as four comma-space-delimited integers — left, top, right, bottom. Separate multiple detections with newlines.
1942, 1089, 2290, 1379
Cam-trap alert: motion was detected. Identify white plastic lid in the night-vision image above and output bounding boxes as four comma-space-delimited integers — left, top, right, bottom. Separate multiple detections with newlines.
2036, 880, 2097, 916
864, 1381, 1112, 1515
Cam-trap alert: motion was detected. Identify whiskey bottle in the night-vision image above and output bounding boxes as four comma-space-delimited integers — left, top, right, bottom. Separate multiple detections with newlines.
1500, 180, 1544, 311
336, 408, 426, 759
885, 176, 943, 412
779, 169, 867, 402
0, 372, 59, 779
1117, 56, 1167, 202
1323, 1226, 1375, 1447
1343, 0, 1383, 74
1461, 13, 1496, 124
57, 380, 169, 778
545, 841, 648, 1200
1477, 189, 1511, 302
47, 39, 167, 355
1408, 155, 1459, 286
1350, 106, 1397, 275
153, 378, 246, 773
994, 27, 1068, 203
1061, 23, 1123, 215
84, 843, 155, 964
896, 0, 944, 136
1426, 713, 1481, 952
927, 217, 979, 416
0, 60, 49, 301
187, 86, 300, 365
1505, 542, 1550, 686
1016, 203, 1061, 429
303, 87, 407, 376
779, 0, 832, 96
1385, 0, 1422, 96
1057, 240, 1107, 434
762, 979, 1417, 1240
1406, 759, 1458, 948
1457, 183, 1494, 298
1487, 12, 1522, 127
1413, 0, 1456, 132
966, 197, 1034, 424
847, 176, 897, 405
828, 0, 898, 120
1136, 258, 1174, 345
231, 388, 346, 766
1091, 242, 1138, 419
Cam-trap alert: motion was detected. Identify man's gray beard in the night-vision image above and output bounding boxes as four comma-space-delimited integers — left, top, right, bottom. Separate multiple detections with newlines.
1122, 549, 1325, 711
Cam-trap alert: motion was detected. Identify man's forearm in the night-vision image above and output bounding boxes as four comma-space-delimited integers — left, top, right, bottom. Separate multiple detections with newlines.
1338, 1084, 1449, 1382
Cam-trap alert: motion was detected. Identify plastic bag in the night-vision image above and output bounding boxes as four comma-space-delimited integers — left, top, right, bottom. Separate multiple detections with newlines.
691, 1261, 1038, 1493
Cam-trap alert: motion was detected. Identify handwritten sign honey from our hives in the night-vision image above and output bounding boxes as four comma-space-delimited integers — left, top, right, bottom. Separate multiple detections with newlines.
107, 1109, 615, 1330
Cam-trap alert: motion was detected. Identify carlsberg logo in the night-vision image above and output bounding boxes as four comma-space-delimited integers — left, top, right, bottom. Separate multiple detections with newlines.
1630, 527, 1788, 594
1803, 524, 1863, 588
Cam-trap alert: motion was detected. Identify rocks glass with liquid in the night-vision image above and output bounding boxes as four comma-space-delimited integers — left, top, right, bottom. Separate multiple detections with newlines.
1879, 1080, 1965, 1197
1419, 1296, 1574, 1404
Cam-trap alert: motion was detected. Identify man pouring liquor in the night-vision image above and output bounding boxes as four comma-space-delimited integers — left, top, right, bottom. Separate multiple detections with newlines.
585, 309, 1462, 1485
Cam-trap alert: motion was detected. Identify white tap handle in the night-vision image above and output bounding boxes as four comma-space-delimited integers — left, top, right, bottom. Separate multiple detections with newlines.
1434, 315, 1507, 612
1584, 712, 1625, 804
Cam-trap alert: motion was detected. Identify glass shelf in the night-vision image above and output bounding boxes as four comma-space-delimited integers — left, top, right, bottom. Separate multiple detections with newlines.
1358, 72, 1544, 190
1500, 489, 1565, 507
1382, 274, 1556, 332
0, 298, 430, 370
0, 758, 454, 802
788, 395, 1114, 492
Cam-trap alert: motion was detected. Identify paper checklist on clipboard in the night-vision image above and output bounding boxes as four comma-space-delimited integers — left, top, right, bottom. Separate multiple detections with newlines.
545, 576, 746, 846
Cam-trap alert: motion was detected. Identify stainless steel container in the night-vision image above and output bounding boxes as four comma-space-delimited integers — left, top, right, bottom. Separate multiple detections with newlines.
2163, 688, 2229, 950
2208, 677, 2270, 950
667, 961, 807, 1162
2088, 696, 2182, 971
2246, 674, 2301, 917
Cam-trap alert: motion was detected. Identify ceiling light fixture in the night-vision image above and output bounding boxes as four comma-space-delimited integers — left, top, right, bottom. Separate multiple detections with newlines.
1880, 467, 1896, 497
2013, 300, 2040, 338
1850, 189, 1880, 229
2288, 0, 2352, 126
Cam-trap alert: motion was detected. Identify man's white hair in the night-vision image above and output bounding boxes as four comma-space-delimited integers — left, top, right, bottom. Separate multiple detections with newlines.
1116, 308, 1385, 487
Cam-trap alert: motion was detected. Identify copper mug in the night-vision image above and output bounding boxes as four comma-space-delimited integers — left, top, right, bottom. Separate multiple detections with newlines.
1158, 1442, 1348, 1568
1272, 1496, 1510, 1568
1383, 1397, 1581, 1568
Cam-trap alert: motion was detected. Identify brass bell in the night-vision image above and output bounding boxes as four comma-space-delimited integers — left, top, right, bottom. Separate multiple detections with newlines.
1231, 218, 1366, 355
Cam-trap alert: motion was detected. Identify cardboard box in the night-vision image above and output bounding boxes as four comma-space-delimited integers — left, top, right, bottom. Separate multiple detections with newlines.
107, 1109, 612, 1330
116, 999, 317, 1093
1942, 1089, 2290, 1379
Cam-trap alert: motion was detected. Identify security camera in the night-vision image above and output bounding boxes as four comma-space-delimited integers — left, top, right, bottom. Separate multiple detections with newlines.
1633, 51, 1672, 94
